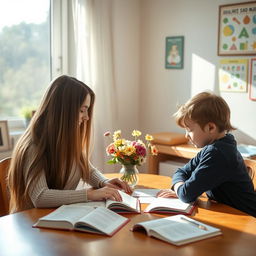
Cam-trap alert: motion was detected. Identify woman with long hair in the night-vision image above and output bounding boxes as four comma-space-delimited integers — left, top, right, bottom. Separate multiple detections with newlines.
8, 75, 131, 213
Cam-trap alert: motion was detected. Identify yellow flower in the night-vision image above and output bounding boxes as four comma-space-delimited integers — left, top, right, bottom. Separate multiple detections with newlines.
132, 130, 141, 137
105, 128, 158, 166
113, 130, 121, 140
123, 145, 136, 156
145, 134, 153, 141
114, 139, 124, 147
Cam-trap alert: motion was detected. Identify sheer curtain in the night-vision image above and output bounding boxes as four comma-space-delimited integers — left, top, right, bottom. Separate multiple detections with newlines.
71, 0, 118, 172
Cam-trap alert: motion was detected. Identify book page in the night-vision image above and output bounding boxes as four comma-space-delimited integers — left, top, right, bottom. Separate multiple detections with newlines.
145, 198, 191, 212
133, 215, 221, 245
153, 222, 206, 242
37, 205, 95, 228
132, 189, 160, 197
132, 189, 160, 204
151, 215, 221, 244
75, 207, 128, 235
68, 201, 106, 207
133, 217, 176, 235
106, 190, 139, 211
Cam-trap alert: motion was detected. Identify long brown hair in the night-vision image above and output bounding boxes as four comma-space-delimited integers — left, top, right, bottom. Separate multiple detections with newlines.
8, 75, 95, 213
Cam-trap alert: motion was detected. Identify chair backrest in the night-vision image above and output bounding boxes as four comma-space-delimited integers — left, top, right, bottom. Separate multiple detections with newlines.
0, 157, 11, 216
244, 159, 256, 190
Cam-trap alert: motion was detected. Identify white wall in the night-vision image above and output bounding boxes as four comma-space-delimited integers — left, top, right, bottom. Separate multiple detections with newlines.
138, 0, 256, 144
112, 0, 141, 137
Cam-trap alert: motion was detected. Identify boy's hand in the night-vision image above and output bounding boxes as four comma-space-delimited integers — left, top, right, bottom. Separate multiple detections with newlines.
157, 189, 178, 198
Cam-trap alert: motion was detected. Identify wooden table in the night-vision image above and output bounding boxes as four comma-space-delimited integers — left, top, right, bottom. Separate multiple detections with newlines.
0, 174, 255, 256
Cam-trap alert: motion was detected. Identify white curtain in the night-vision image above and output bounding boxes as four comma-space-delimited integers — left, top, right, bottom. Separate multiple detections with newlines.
71, 0, 118, 172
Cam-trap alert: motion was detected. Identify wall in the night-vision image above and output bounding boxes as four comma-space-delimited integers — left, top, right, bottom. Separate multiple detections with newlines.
112, 0, 141, 135
110, 0, 141, 172
139, 0, 256, 145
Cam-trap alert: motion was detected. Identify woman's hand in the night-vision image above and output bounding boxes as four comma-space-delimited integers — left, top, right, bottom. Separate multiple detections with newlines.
87, 187, 122, 201
157, 189, 178, 198
102, 178, 133, 194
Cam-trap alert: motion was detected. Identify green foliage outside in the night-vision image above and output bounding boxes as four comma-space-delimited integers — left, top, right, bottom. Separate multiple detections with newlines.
0, 20, 51, 118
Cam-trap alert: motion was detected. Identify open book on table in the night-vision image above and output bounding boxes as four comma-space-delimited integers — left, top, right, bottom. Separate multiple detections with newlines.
132, 214, 222, 246
132, 189, 160, 203
71, 190, 141, 213
144, 197, 195, 214
33, 205, 129, 236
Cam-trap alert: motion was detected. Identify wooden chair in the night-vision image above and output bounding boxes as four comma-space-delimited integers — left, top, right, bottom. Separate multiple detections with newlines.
0, 157, 11, 216
244, 159, 256, 190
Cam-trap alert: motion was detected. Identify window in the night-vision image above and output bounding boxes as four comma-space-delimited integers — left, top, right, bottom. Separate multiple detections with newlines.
0, 0, 51, 119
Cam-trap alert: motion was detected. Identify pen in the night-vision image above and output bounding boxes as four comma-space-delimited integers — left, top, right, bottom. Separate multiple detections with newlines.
180, 216, 208, 231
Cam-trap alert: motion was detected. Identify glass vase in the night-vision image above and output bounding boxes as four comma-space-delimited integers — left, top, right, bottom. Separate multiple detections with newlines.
119, 164, 139, 188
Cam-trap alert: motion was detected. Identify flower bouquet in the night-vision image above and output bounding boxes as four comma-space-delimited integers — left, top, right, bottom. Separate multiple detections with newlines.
105, 130, 158, 187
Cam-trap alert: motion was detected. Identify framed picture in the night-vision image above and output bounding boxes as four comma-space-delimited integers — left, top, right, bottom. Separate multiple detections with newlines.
219, 58, 248, 92
165, 36, 184, 69
249, 58, 256, 100
218, 1, 256, 56
0, 120, 10, 152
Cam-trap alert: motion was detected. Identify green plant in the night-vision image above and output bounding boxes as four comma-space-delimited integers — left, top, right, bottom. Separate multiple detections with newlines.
21, 106, 34, 120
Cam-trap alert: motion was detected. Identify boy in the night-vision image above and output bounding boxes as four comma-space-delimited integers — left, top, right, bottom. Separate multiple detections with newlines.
158, 91, 256, 217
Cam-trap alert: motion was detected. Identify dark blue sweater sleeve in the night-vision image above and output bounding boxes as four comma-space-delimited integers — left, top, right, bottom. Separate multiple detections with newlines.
172, 146, 229, 203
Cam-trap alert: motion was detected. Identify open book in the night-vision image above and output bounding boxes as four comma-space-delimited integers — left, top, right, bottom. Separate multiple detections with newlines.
71, 190, 141, 213
33, 205, 129, 236
144, 197, 195, 214
132, 214, 222, 246
132, 188, 160, 203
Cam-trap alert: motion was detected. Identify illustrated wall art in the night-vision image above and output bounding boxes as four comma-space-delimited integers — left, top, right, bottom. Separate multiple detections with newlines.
219, 58, 248, 92
249, 58, 256, 100
218, 1, 256, 56
165, 36, 184, 69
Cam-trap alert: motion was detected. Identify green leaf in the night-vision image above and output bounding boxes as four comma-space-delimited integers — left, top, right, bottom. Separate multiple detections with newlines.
107, 159, 115, 164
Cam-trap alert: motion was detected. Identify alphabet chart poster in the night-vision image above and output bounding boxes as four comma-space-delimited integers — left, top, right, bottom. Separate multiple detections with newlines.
219, 59, 248, 92
250, 58, 256, 100
218, 2, 256, 55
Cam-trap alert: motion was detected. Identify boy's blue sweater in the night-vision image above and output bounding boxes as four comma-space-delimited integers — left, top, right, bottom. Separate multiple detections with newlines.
172, 133, 256, 217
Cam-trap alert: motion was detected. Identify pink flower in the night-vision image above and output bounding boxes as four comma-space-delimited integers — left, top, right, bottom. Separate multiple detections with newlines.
106, 143, 115, 155
134, 142, 146, 157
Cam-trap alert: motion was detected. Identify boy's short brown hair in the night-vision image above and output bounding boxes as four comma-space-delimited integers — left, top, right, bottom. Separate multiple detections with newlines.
174, 91, 235, 132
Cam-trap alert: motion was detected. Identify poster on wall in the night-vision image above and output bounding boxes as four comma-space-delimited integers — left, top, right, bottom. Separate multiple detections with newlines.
249, 58, 256, 100
165, 36, 184, 69
219, 58, 248, 92
218, 1, 256, 56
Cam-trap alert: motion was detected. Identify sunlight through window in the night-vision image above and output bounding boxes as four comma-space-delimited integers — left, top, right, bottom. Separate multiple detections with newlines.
0, 0, 51, 119
191, 54, 216, 96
